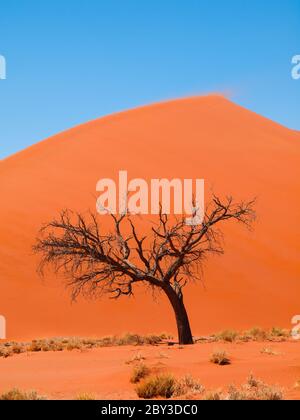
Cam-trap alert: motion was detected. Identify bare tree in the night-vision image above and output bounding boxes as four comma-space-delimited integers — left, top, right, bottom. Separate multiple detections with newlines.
34, 196, 255, 345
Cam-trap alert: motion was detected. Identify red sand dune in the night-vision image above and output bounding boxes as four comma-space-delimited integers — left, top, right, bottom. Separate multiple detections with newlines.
0, 95, 300, 340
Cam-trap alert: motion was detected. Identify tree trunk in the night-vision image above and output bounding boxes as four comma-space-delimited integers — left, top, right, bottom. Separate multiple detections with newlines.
164, 285, 194, 345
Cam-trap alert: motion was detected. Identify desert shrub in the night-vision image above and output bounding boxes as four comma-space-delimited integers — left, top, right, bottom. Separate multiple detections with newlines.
126, 352, 146, 365
130, 363, 151, 384
215, 330, 239, 343
0, 347, 12, 358
0, 333, 173, 359
202, 375, 283, 401
0, 388, 46, 400
227, 375, 283, 401
269, 327, 289, 339
260, 347, 280, 356
173, 375, 204, 397
76, 393, 96, 400
136, 374, 176, 399
245, 327, 268, 341
210, 351, 231, 366
203, 391, 222, 400
27, 340, 43, 352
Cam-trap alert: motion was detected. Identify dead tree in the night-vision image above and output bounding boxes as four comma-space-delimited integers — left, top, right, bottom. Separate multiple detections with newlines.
34, 196, 255, 345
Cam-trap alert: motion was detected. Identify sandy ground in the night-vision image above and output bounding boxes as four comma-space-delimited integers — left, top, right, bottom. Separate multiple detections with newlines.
1, 341, 300, 400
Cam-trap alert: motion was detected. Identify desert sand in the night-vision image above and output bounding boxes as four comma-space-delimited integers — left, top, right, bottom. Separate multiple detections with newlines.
0, 341, 300, 400
0, 95, 300, 340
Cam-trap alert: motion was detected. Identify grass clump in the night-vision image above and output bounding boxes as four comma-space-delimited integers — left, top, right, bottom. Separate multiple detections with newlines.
205, 375, 283, 400
135, 374, 204, 399
0, 388, 46, 400
210, 350, 231, 366
76, 392, 96, 400
173, 375, 204, 397
215, 330, 239, 343
0, 333, 172, 359
136, 374, 176, 399
130, 363, 151, 384
260, 347, 280, 356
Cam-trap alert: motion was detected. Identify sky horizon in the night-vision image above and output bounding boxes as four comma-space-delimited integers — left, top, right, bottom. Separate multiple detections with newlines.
0, 0, 299, 159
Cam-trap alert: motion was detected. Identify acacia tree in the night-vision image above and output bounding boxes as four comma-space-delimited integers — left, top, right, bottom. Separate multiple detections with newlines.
34, 196, 255, 345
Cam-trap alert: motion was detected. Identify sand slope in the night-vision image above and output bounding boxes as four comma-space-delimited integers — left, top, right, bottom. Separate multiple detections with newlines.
0, 95, 300, 339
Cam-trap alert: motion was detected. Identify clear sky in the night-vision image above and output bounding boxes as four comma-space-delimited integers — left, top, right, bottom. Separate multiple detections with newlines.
0, 0, 299, 159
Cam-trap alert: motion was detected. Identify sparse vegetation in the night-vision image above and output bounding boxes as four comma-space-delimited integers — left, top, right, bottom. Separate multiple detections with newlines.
215, 330, 239, 343
136, 373, 204, 399
0, 388, 46, 401
136, 374, 176, 399
202, 375, 283, 400
76, 392, 96, 400
210, 350, 231, 366
130, 363, 151, 384
260, 347, 280, 356
0, 333, 170, 359
173, 375, 204, 397
196, 326, 291, 344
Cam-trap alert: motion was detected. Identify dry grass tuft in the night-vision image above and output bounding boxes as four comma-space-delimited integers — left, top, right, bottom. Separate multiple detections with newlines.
136, 374, 176, 399
130, 363, 151, 384
260, 347, 280, 356
0, 388, 46, 400
135, 373, 204, 399
173, 375, 204, 397
210, 350, 231, 366
0, 333, 172, 359
203, 375, 283, 400
76, 392, 96, 400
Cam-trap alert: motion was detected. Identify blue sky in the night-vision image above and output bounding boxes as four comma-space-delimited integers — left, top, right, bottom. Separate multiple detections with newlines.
0, 0, 299, 159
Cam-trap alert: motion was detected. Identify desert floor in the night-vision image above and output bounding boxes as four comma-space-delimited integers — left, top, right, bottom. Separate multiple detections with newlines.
1, 340, 300, 400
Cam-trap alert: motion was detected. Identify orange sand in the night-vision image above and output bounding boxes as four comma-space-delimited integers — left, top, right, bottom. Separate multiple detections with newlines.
0, 95, 300, 340
0, 342, 300, 400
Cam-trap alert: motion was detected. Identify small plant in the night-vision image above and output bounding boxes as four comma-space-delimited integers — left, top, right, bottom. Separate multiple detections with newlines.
130, 363, 151, 384
126, 352, 146, 365
260, 347, 280, 356
76, 392, 96, 400
136, 374, 176, 399
203, 391, 222, 400
216, 330, 238, 343
210, 350, 231, 366
269, 327, 289, 340
173, 375, 204, 397
245, 327, 268, 342
0, 388, 46, 400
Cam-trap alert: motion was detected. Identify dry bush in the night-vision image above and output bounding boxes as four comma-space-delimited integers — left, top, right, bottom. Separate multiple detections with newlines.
0, 388, 46, 400
204, 375, 283, 401
215, 330, 239, 343
173, 375, 204, 397
243, 327, 268, 342
203, 391, 222, 400
260, 347, 280, 356
76, 393, 96, 400
0, 333, 171, 359
136, 374, 204, 399
130, 363, 151, 384
136, 374, 176, 399
210, 351, 231, 366
126, 352, 146, 365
